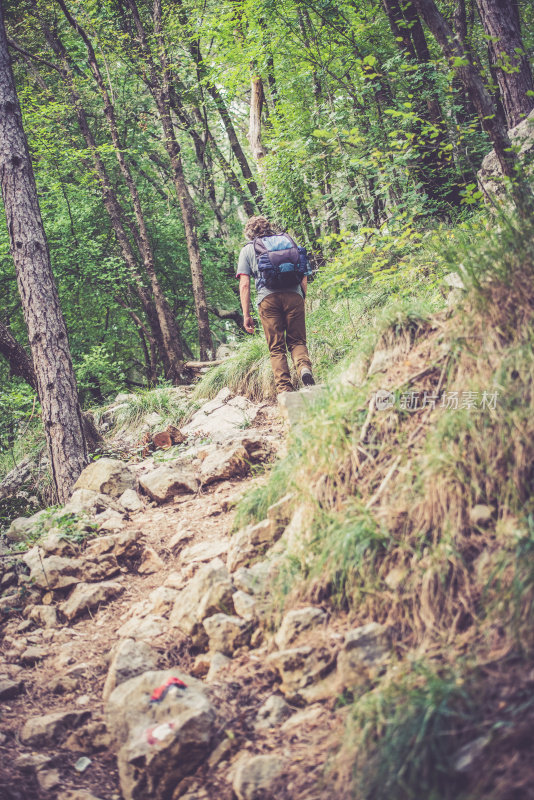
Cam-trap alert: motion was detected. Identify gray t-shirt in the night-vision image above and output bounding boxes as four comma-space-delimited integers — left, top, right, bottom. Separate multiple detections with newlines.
236, 242, 304, 307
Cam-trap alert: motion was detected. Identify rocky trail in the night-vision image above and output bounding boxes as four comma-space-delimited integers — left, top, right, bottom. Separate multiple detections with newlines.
0, 387, 378, 800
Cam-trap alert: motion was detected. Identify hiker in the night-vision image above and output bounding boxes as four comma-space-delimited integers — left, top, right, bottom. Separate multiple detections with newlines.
237, 215, 315, 394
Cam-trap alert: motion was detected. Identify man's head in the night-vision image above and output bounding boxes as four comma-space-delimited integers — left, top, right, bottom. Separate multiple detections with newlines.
244, 215, 277, 241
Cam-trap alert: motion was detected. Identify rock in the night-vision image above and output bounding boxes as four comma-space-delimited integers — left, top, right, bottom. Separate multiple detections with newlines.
336, 623, 390, 691
103, 638, 158, 701
206, 652, 231, 682
227, 520, 278, 572
29, 605, 58, 628
23, 547, 84, 590
57, 791, 105, 800
39, 531, 79, 556
97, 509, 126, 532
469, 504, 493, 526
203, 613, 250, 655
208, 737, 232, 768
14, 752, 53, 771
274, 607, 327, 649
138, 546, 164, 574
139, 466, 198, 503
255, 695, 292, 729
169, 558, 234, 646
180, 539, 229, 565
200, 443, 250, 485
119, 488, 144, 512
277, 386, 327, 426
145, 586, 178, 617
233, 754, 285, 800
6, 510, 48, 542
106, 669, 216, 800
233, 562, 270, 595
84, 529, 142, 560
20, 645, 49, 664
267, 643, 338, 703
0, 678, 23, 700
200, 437, 271, 485
73, 458, 136, 498
64, 488, 120, 516
20, 709, 90, 747
478, 109, 534, 197
280, 504, 314, 557
232, 591, 258, 622
37, 769, 61, 792
60, 581, 123, 621
267, 493, 294, 530
117, 614, 166, 641
1, 570, 16, 589
181, 389, 261, 443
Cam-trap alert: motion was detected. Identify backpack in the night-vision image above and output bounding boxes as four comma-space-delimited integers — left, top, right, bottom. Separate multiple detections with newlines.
252, 232, 309, 291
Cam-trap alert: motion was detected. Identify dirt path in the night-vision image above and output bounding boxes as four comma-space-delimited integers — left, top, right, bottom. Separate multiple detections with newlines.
0, 401, 347, 800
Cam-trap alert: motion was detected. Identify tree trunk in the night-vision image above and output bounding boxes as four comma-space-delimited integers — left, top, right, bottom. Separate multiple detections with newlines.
248, 76, 267, 175
475, 0, 534, 128
0, 6, 87, 502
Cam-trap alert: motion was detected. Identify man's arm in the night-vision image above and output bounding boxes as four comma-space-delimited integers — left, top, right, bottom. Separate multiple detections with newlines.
300, 276, 308, 297
239, 275, 255, 333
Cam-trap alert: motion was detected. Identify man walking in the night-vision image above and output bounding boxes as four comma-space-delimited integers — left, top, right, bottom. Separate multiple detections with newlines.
237, 215, 315, 393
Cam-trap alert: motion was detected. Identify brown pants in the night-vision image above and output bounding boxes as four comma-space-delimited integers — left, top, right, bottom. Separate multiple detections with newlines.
258, 292, 312, 393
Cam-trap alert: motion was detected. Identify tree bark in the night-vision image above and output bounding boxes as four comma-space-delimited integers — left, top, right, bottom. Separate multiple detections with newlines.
248, 76, 267, 175
475, 0, 534, 128
0, 5, 88, 502
0, 320, 36, 388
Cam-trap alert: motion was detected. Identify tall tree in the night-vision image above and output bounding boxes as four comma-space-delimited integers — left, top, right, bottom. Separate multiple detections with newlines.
122, 0, 214, 361
475, 0, 534, 128
0, 2, 87, 502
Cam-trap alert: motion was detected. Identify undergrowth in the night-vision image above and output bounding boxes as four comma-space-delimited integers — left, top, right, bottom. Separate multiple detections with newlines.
233, 197, 534, 799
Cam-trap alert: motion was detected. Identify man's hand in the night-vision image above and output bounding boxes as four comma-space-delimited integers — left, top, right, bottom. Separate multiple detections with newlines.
243, 314, 255, 334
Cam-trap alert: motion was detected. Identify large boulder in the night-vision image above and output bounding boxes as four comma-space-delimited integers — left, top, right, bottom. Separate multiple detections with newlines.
106, 669, 216, 800
478, 109, 534, 197
139, 466, 198, 503
73, 458, 136, 498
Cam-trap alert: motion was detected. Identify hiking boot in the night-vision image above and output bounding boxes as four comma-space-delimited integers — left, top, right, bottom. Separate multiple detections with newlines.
301, 368, 315, 387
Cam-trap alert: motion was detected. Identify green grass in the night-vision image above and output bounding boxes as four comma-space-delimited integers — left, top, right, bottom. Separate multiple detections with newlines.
93, 385, 194, 434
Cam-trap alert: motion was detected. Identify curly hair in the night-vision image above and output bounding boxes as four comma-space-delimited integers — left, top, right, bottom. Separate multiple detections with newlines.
244, 215, 278, 240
